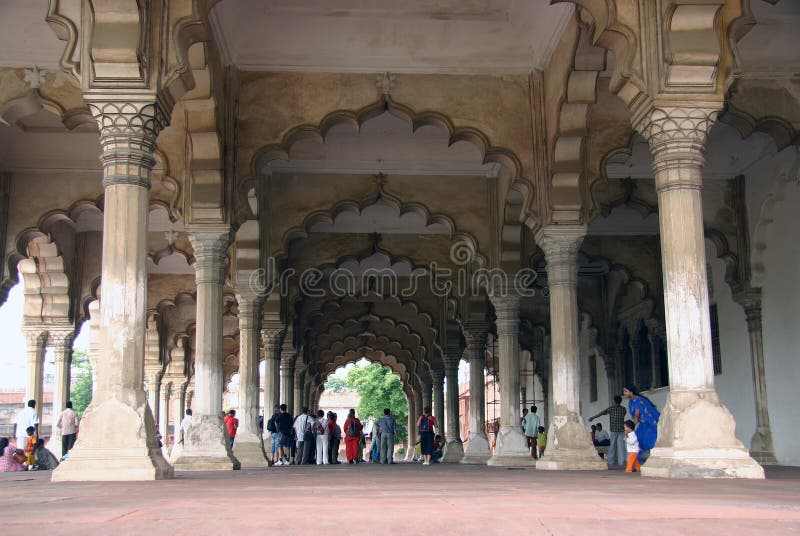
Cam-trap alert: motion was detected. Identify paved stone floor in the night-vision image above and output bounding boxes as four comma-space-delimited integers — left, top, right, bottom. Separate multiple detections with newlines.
1, 463, 799, 535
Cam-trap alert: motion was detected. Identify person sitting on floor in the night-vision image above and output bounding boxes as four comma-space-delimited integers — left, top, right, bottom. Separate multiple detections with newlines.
430, 434, 444, 463
0, 438, 26, 472
34, 439, 59, 470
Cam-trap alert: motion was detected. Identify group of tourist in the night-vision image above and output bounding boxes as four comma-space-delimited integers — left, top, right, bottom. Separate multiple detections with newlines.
1, 398, 79, 472
259, 405, 402, 466
588, 384, 660, 472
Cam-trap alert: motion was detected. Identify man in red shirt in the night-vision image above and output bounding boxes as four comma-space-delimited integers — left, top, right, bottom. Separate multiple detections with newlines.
224, 409, 238, 448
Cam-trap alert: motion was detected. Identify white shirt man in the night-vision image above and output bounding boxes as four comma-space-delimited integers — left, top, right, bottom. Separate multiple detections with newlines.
14, 400, 40, 448
594, 425, 610, 445
179, 409, 193, 442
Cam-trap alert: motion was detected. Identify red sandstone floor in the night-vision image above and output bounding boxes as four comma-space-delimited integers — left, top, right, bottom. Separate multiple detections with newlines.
1, 464, 799, 535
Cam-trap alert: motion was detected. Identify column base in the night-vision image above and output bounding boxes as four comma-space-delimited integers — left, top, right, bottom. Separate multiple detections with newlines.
641, 389, 764, 479
52, 398, 173, 482
749, 426, 779, 465
535, 417, 606, 471
172, 415, 240, 471
461, 433, 491, 464
487, 426, 536, 467
233, 432, 268, 468
47, 430, 64, 460
441, 439, 464, 463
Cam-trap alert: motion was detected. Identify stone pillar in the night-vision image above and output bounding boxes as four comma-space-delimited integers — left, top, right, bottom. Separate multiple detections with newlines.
87, 301, 101, 395
534, 226, 605, 470
232, 292, 267, 467
487, 295, 534, 466
173, 230, 240, 471
634, 104, 763, 478
647, 333, 663, 389
404, 390, 416, 460
144, 367, 162, 429
280, 356, 295, 413
48, 330, 74, 458
53, 99, 172, 482
293, 367, 306, 416
735, 289, 778, 465
23, 329, 47, 409
158, 383, 171, 448
432, 370, 445, 437
261, 327, 284, 418
442, 355, 464, 462
462, 327, 490, 464
422, 374, 432, 414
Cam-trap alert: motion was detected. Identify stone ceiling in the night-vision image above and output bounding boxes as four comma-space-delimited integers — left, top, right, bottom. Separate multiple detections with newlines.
210, 0, 574, 73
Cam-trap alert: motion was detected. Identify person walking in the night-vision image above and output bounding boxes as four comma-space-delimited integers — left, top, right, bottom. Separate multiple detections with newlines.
377, 408, 398, 464
417, 406, 436, 466
14, 400, 39, 452
589, 395, 628, 468
343, 408, 362, 464
56, 400, 80, 459
315, 410, 330, 464
179, 408, 192, 444
293, 407, 312, 465
274, 404, 294, 466
328, 412, 342, 464
624, 420, 641, 473
522, 405, 540, 458
623, 385, 660, 464
224, 409, 238, 448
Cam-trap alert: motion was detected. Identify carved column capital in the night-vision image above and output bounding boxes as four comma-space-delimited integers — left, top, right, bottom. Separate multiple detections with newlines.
734, 287, 763, 334
535, 225, 585, 288
49, 330, 75, 362
86, 98, 168, 189
490, 295, 521, 338
430, 369, 444, 386
235, 292, 262, 331
188, 230, 231, 285
261, 326, 286, 357
632, 104, 720, 190
23, 329, 48, 349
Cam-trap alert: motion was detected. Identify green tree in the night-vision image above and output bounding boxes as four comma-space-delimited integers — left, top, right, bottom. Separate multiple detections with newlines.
323, 375, 353, 393
70, 349, 93, 417
345, 362, 408, 441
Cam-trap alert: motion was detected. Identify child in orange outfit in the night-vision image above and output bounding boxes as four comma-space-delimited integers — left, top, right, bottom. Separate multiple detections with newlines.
624, 420, 641, 473
24, 426, 38, 468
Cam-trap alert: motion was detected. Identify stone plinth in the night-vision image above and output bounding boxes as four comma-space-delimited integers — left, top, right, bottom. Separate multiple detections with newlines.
461, 434, 491, 465
233, 431, 268, 468
487, 426, 536, 467
535, 418, 606, 471
52, 398, 173, 481
441, 439, 464, 463
172, 415, 240, 471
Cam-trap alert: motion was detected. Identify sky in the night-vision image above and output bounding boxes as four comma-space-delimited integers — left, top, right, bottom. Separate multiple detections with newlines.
0, 281, 89, 389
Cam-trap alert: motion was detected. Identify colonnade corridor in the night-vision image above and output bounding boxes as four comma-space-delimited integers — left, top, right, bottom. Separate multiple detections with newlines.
3, 4, 800, 532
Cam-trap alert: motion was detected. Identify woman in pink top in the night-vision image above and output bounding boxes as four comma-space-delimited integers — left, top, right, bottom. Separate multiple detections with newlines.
0, 438, 26, 472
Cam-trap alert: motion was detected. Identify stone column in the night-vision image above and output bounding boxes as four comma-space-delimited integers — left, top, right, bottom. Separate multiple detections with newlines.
171, 382, 187, 450
647, 333, 663, 389
405, 390, 417, 460
422, 374, 432, 414
634, 104, 763, 478
293, 367, 306, 416
487, 295, 534, 466
173, 230, 240, 471
534, 226, 604, 471
53, 99, 172, 482
232, 292, 267, 467
87, 301, 101, 395
280, 355, 295, 413
158, 383, 171, 447
432, 370, 445, 437
144, 367, 162, 428
23, 329, 47, 409
462, 327, 490, 464
735, 289, 778, 465
261, 327, 284, 417
442, 355, 464, 462
48, 330, 74, 458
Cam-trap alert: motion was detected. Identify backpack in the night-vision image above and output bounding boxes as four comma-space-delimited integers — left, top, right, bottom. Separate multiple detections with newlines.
418, 415, 430, 433
266, 414, 277, 433
347, 418, 359, 438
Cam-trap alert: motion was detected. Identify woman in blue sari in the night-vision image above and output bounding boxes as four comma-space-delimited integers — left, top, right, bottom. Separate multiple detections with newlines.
623, 384, 660, 463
